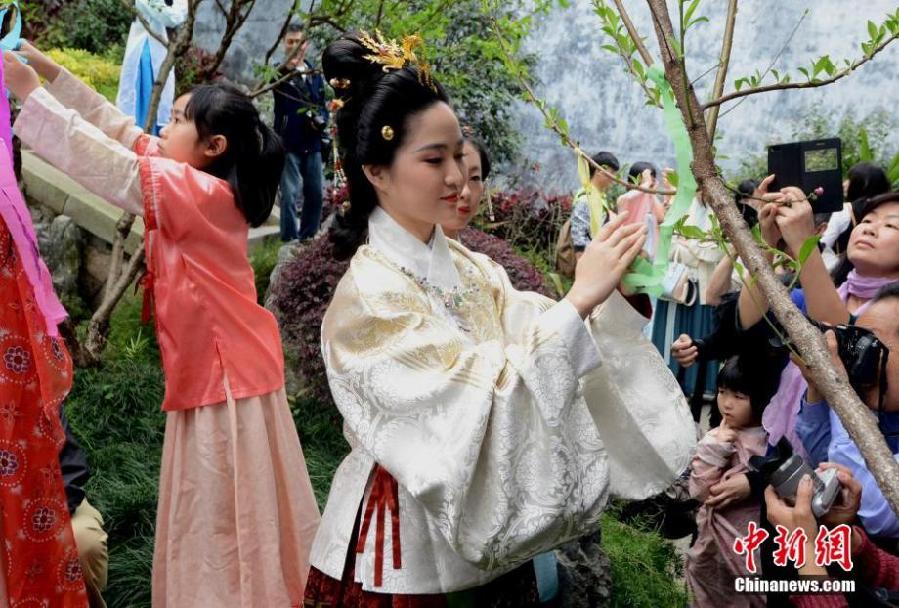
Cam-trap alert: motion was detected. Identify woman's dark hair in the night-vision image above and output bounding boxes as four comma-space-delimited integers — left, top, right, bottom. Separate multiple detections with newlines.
323, 33, 451, 260
846, 162, 890, 203
873, 281, 899, 304
465, 137, 491, 181
627, 161, 657, 183
185, 83, 284, 228
716, 356, 779, 422
735, 179, 759, 228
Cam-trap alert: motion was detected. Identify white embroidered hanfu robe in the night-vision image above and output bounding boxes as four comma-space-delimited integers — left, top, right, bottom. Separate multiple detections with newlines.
310, 207, 696, 593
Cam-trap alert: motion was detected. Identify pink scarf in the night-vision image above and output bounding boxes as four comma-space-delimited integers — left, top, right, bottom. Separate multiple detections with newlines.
762, 270, 896, 454
0, 62, 67, 335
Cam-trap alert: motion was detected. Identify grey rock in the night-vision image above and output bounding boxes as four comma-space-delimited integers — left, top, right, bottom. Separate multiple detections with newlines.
34, 213, 84, 297
555, 530, 612, 608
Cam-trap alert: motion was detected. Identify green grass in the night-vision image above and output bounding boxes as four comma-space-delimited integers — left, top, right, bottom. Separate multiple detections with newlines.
601, 506, 689, 608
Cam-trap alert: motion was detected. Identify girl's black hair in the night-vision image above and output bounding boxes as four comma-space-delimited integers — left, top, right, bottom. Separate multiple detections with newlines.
322, 33, 451, 260
716, 356, 779, 422
465, 137, 491, 181
185, 83, 285, 228
874, 281, 899, 304
627, 161, 657, 183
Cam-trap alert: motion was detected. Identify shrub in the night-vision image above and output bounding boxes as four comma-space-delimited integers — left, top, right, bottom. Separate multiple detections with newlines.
271, 226, 555, 413
472, 188, 572, 264
42, 0, 131, 55
458, 228, 554, 298
46, 48, 121, 103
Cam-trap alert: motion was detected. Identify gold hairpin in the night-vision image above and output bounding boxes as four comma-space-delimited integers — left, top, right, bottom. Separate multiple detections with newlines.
358, 30, 436, 92
381, 125, 395, 141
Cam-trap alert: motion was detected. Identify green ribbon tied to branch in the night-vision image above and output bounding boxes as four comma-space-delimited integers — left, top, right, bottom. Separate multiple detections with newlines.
620, 66, 698, 296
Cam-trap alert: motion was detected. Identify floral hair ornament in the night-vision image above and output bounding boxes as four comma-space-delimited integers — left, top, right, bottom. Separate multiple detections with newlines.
329, 77, 351, 89
381, 125, 395, 141
358, 30, 436, 92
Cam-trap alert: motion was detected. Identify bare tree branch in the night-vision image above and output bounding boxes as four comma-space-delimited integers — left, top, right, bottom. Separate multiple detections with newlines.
717, 9, 806, 120
611, 0, 654, 66
704, 0, 737, 141
704, 31, 898, 110
118, 0, 169, 46
264, 0, 303, 66
202, 0, 258, 80
645, 0, 899, 517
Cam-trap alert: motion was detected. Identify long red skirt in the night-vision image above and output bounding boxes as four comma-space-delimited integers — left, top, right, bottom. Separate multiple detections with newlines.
0, 220, 87, 606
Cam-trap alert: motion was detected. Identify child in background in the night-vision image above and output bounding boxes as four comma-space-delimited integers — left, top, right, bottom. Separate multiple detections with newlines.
4, 44, 320, 607
686, 356, 778, 607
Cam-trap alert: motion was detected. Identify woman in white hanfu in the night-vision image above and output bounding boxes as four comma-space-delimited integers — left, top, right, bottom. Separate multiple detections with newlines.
304, 32, 696, 606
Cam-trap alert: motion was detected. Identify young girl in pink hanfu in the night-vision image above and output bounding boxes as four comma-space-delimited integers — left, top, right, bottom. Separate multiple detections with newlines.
686, 356, 778, 608
4, 44, 320, 607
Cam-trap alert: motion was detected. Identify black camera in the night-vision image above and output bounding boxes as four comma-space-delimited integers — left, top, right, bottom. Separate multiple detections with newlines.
770, 317, 889, 403
807, 319, 889, 399
307, 111, 326, 132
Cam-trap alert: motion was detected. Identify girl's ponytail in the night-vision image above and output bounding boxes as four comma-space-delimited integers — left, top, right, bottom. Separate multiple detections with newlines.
185, 84, 286, 228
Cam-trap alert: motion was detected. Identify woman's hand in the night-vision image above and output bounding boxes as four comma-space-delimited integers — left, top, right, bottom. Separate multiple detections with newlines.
2, 51, 41, 102
816, 463, 862, 529
566, 212, 646, 318
14, 41, 61, 82
775, 186, 816, 253
671, 334, 698, 368
758, 202, 783, 249
791, 330, 842, 403
706, 473, 750, 509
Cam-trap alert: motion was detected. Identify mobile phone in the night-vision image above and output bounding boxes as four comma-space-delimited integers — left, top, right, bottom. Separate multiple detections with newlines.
767, 138, 844, 213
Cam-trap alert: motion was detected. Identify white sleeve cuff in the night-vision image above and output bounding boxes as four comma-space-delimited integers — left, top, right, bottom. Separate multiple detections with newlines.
539, 299, 601, 377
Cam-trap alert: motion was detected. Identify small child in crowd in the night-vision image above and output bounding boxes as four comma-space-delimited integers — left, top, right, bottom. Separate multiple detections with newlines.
686, 356, 779, 607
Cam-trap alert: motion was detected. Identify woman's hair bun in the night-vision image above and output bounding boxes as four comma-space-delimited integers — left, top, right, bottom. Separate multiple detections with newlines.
322, 34, 387, 97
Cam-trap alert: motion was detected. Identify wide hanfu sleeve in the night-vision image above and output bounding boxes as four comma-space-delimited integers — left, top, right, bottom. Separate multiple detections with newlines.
322, 254, 609, 570
15, 87, 144, 216
581, 290, 697, 499
44, 68, 145, 150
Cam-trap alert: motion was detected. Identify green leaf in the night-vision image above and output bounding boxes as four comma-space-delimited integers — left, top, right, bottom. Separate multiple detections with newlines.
676, 224, 708, 240
798, 235, 820, 267
688, 16, 709, 28
734, 77, 746, 91
868, 20, 878, 40
632, 58, 645, 79
797, 66, 810, 80
859, 127, 874, 162
601, 43, 619, 54
683, 0, 702, 28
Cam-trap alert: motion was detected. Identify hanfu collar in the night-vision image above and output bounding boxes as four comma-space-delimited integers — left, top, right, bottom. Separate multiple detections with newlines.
367, 206, 461, 292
